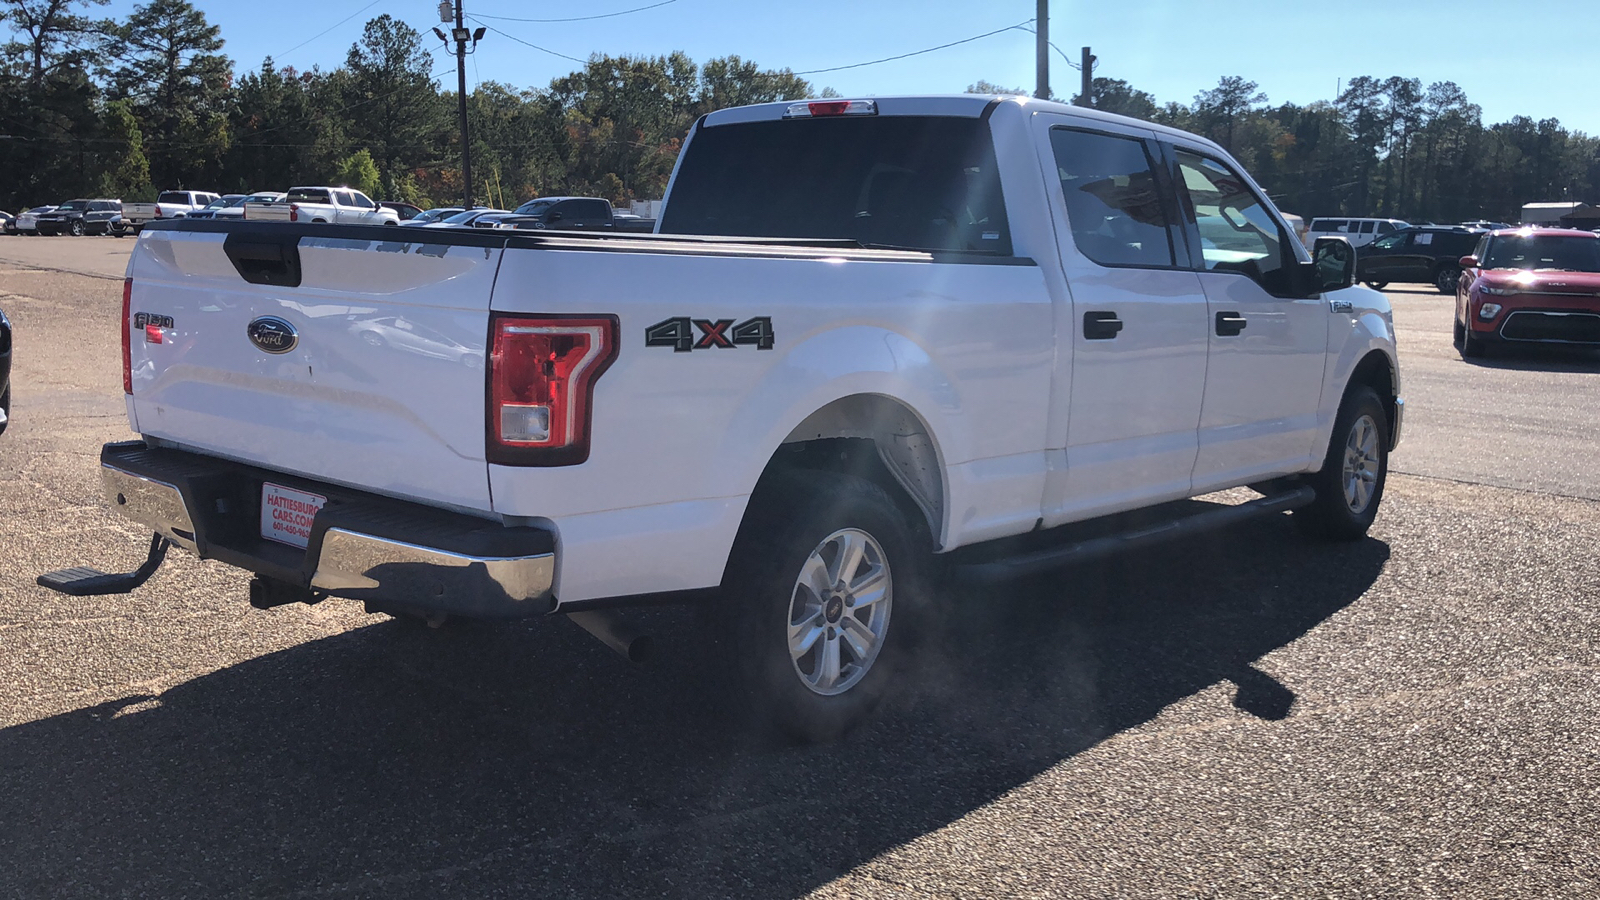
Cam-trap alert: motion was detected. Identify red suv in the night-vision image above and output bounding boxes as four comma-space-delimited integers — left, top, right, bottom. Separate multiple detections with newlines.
1455, 228, 1600, 357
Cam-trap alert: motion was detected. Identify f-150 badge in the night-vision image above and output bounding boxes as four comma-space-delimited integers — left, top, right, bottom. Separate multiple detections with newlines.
646, 316, 774, 352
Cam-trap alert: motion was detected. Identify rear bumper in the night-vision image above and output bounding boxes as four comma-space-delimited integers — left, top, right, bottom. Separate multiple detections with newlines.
100, 441, 557, 618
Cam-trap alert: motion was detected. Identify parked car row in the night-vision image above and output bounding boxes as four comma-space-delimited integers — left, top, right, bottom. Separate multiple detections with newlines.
5, 188, 656, 238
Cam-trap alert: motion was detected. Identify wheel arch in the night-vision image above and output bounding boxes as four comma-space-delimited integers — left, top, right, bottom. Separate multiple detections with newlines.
1347, 348, 1398, 442
761, 394, 948, 548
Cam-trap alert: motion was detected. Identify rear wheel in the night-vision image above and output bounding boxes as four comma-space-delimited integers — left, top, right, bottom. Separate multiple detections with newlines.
1434, 264, 1461, 295
719, 469, 928, 743
1364, 281, 1388, 291
1294, 385, 1388, 541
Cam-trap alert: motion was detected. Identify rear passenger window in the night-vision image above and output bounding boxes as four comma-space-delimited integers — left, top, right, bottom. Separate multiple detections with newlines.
1359, 221, 1376, 234
583, 200, 610, 220
1174, 149, 1293, 295
1377, 221, 1397, 235
1049, 128, 1177, 268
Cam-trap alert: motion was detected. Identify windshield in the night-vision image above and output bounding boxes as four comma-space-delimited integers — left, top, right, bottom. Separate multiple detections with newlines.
244, 194, 281, 203
1483, 234, 1600, 272
439, 209, 483, 225
660, 115, 1013, 254
57, 200, 88, 211
514, 199, 555, 215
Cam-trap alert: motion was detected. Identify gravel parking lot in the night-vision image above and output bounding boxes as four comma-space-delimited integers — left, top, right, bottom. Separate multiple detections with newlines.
1, 238, 1597, 898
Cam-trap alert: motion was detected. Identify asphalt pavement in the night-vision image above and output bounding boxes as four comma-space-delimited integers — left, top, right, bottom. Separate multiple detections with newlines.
0, 238, 1596, 898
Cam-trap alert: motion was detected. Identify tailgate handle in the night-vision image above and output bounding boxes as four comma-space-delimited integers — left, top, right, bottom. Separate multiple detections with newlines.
224, 232, 302, 287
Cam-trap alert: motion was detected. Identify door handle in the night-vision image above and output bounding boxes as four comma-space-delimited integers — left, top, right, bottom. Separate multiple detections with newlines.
1083, 311, 1123, 340
1215, 311, 1247, 336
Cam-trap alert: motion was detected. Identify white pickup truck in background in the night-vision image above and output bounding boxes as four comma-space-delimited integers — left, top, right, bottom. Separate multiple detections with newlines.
53, 95, 1400, 743
119, 190, 221, 233
243, 186, 400, 225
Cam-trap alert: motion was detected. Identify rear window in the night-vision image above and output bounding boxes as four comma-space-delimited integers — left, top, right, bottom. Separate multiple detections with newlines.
1311, 220, 1345, 232
286, 188, 331, 203
157, 192, 191, 204
661, 115, 1012, 255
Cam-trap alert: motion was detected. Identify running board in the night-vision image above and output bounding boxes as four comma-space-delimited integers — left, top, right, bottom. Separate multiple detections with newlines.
956, 487, 1316, 585
37, 533, 171, 596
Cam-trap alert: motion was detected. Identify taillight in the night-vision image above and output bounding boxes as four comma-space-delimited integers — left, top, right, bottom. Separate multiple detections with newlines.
121, 277, 133, 394
289, 203, 299, 222
153, 206, 162, 218
487, 314, 618, 466
783, 99, 878, 118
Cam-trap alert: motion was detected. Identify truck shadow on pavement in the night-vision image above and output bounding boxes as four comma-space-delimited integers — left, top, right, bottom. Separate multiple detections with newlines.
0, 519, 1388, 898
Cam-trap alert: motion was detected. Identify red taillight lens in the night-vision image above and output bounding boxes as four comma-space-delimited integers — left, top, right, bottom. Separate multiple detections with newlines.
121, 277, 133, 394
487, 314, 618, 466
153, 206, 162, 218
289, 203, 299, 222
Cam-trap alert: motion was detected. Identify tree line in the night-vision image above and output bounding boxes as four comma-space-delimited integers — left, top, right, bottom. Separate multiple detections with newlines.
4, 0, 1596, 223
982, 73, 1600, 223
1, 0, 815, 211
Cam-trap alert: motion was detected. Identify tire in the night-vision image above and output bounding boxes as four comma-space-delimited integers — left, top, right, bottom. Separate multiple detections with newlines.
1294, 385, 1388, 541
1434, 264, 1461, 295
1452, 315, 1465, 350
0, 386, 9, 436
1460, 318, 1486, 358
718, 468, 930, 743
1364, 281, 1388, 291
68, 220, 84, 236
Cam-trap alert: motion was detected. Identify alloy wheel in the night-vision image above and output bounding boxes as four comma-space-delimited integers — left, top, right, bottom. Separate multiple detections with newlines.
786, 528, 892, 696
1341, 414, 1381, 514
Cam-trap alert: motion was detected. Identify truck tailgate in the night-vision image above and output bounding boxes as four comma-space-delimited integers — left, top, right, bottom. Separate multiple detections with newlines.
127, 226, 501, 512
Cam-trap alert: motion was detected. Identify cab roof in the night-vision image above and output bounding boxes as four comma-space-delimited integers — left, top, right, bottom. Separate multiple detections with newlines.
701, 94, 1228, 155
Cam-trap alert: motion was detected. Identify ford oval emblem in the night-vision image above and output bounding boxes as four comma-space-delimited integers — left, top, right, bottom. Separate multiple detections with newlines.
247, 316, 298, 354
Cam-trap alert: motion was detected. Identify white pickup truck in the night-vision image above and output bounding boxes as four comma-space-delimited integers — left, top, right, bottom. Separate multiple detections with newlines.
243, 186, 400, 225
119, 190, 222, 233
51, 95, 1400, 742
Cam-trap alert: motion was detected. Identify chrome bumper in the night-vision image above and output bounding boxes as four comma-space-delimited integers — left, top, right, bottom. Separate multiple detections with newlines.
100, 452, 556, 617
309, 528, 554, 610
103, 465, 199, 552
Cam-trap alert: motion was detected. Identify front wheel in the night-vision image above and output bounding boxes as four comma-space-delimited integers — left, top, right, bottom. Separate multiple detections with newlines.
68, 220, 84, 236
1434, 265, 1461, 295
1294, 385, 1388, 541
1460, 317, 1486, 358
719, 469, 929, 743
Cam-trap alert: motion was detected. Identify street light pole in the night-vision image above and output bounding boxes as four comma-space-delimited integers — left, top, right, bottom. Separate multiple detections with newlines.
454, 0, 473, 208
1035, 0, 1048, 100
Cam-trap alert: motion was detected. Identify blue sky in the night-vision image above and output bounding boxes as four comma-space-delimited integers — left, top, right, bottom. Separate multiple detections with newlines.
101, 0, 1600, 135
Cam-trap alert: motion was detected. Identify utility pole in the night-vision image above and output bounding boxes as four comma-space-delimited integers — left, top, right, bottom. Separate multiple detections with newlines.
436, 1, 484, 208
1034, 0, 1048, 100
1079, 46, 1094, 108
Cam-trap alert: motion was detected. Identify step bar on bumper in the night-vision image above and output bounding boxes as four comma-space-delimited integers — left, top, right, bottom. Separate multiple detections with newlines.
99, 442, 557, 618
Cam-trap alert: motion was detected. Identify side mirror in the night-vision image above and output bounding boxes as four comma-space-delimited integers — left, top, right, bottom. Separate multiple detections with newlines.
1311, 235, 1356, 293
1459, 255, 1479, 269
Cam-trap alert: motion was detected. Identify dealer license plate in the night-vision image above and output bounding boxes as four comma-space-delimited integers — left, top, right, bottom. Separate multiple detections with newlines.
261, 482, 327, 549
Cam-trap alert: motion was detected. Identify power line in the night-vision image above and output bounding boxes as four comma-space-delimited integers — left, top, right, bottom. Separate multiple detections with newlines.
793, 18, 1035, 75
472, 0, 679, 24
468, 19, 588, 64
270, 0, 385, 62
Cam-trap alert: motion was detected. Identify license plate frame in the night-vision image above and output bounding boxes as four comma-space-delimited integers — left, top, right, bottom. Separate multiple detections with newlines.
260, 482, 328, 549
